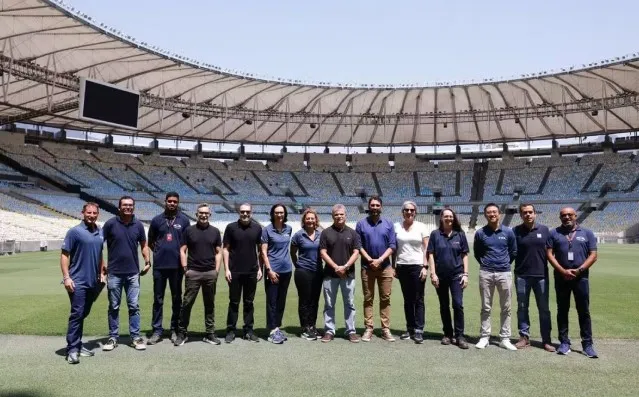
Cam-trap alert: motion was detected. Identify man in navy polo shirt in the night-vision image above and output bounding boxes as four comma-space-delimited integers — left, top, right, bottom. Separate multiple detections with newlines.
547, 207, 598, 358
513, 204, 555, 352
356, 196, 397, 342
102, 196, 150, 352
146, 192, 191, 345
61, 202, 104, 364
473, 203, 517, 351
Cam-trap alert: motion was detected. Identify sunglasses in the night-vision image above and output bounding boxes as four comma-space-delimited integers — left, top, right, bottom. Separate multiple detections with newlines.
402, 208, 416, 213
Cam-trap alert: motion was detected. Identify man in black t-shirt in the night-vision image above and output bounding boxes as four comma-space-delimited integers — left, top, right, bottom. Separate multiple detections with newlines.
174, 204, 222, 346
319, 204, 361, 343
223, 203, 263, 343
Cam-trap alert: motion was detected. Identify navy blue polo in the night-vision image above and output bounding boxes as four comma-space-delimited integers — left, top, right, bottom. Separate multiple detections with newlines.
147, 211, 191, 269
61, 222, 104, 288
355, 216, 397, 269
426, 229, 469, 279
547, 225, 597, 277
261, 223, 293, 273
473, 225, 517, 272
103, 215, 146, 275
291, 228, 322, 272
513, 223, 550, 278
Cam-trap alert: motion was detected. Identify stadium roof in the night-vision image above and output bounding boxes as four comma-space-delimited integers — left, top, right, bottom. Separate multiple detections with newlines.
2, 0, 639, 146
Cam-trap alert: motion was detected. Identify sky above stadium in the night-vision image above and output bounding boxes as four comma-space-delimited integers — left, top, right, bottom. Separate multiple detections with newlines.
69, 0, 637, 86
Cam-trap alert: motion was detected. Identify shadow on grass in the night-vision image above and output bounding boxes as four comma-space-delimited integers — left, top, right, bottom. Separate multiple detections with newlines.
0, 391, 47, 397
54, 336, 136, 357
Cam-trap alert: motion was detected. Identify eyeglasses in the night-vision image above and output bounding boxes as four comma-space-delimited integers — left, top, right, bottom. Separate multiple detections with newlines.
402, 208, 416, 213
197, 212, 210, 216
240, 210, 251, 214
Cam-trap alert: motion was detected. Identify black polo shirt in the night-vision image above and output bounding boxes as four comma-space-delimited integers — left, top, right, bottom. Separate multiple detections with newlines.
223, 219, 262, 274
426, 229, 469, 280
148, 211, 191, 269
182, 223, 222, 272
513, 223, 550, 278
319, 224, 361, 278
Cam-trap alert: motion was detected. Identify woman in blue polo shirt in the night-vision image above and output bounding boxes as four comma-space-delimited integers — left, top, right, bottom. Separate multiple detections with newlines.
427, 208, 470, 349
290, 208, 323, 340
261, 203, 293, 344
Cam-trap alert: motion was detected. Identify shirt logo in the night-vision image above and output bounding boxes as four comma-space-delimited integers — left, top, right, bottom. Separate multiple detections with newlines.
498, 236, 506, 240
576, 236, 586, 242
537, 233, 542, 238
173, 224, 182, 230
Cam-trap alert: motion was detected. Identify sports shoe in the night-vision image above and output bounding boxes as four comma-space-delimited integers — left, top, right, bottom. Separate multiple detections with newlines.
348, 333, 360, 343
475, 337, 490, 349
203, 334, 221, 345
102, 338, 117, 351
147, 333, 162, 345
441, 336, 452, 345
583, 344, 598, 358
413, 332, 424, 344
543, 343, 556, 352
132, 337, 147, 351
243, 331, 260, 343
400, 331, 413, 340
321, 332, 334, 343
80, 346, 95, 357
310, 327, 320, 340
361, 329, 374, 342
170, 330, 177, 343
225, 331, 235, 344
457, 336, 469, 349
280, 330, 288, 341
268, 329, 285, 344
515, 336, 530, 349
301, 328, 314, 341
557, 343, 571, 355
381, 329, 396, 342
67, 351, 80, 364
499, 338, 517, 351
174, 333, 188, 346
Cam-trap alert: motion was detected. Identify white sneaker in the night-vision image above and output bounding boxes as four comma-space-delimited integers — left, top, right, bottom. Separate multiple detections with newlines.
499, 338, 517, 351
475, 337, 490, 349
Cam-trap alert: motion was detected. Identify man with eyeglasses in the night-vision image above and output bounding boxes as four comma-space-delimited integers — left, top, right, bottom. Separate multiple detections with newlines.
223, 203, 263, 343
174, 203, 222, 346
546, 207, 598, 358
147, 192, 191, 345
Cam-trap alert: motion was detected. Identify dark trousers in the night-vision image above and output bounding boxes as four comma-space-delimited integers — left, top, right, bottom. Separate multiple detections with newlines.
151, 268, 183, 335
294, 269, 323, 330
178, 269, 217, 334
516, 275, 551, 343
396, 265, 426, 333
436, 274, 465, 338
555, 276, 592, 346
265, 272, 292, 330
66, 286, 99, 354
226, 273, 257, 333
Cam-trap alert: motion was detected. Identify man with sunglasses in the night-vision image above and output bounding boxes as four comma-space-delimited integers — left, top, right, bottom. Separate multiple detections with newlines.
174, 203, 222, 346
546, 207, 598, 358
223, 203, 263, 343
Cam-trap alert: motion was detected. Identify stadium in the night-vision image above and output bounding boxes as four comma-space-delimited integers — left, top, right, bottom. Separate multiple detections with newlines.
1, 1, 639, 396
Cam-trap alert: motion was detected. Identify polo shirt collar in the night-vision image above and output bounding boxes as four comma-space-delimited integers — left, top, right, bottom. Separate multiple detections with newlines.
519, 223, 538, 231
366, 216, 382, 226
117, 215, 136, 224
438, 229, 458, 238
486, 224, 503, 233
163, 211, 180, 219
268, 223, 289, 234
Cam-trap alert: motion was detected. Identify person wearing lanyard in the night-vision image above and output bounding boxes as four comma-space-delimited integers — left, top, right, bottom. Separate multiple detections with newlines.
261, 204, 294, 344
427, 208, 470, 349
290, 208, 324, 340
393, 200, 430, 344
546, 207, 598, 358
146, 192, 191, 345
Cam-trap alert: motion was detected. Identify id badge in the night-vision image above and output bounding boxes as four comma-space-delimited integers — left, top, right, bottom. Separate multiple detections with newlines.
166, 234, 173, 242
567, 251, 574, 261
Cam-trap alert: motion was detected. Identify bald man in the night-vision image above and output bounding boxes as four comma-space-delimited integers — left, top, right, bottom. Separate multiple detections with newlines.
546, 207, 598, 358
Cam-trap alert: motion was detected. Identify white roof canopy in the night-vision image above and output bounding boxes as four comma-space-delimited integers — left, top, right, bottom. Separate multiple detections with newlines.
2, 0, 639, 146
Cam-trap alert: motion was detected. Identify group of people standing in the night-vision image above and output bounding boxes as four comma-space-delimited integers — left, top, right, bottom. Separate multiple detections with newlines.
60, 193, 598, 364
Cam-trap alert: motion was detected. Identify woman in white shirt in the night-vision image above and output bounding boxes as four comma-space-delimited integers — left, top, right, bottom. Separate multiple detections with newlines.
393, 200, 430, 344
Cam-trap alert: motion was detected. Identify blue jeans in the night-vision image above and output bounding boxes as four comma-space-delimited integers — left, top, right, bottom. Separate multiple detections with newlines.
66, 285, 100, 354
323, 276, 356, 335
107, 273, 141, 340
516, 276, 552, 343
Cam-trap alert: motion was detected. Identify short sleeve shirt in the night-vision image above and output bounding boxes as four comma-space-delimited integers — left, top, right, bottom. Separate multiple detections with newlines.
426, 229, 469, 279
394, 221, 430, 265
261, 223, 293, 273
291, 228, 322, 272
319, 225, 361, 278
183, 223, 222, 272
223, 219, 263, 274
147, 212, 191, 269
547, 225, 597, 277
356, 217, 397, 269
61, 222, 104, 288
103, 216, 146, 275
513, 223, 550, 277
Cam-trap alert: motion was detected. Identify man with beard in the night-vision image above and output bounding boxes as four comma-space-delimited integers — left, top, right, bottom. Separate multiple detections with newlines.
355, 196, 397, 342
547, 207, 598, 358
223, 203, 263, 343
147, 192, 191, 345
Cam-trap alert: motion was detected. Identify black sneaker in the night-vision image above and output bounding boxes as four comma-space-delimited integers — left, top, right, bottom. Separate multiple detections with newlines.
203, 334, 221, 345
225, 331, 235, 344
400, 331, 414, 340
67, 351, 80, 364
147, 333, 162, 345
170, 330, 177, 343
301, 328, 316, 341
243, 331, 260, 342
174, 333, 188, 346
311, 327, 320, 340
80, 346, 95, 357
413, 332, 424, 344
